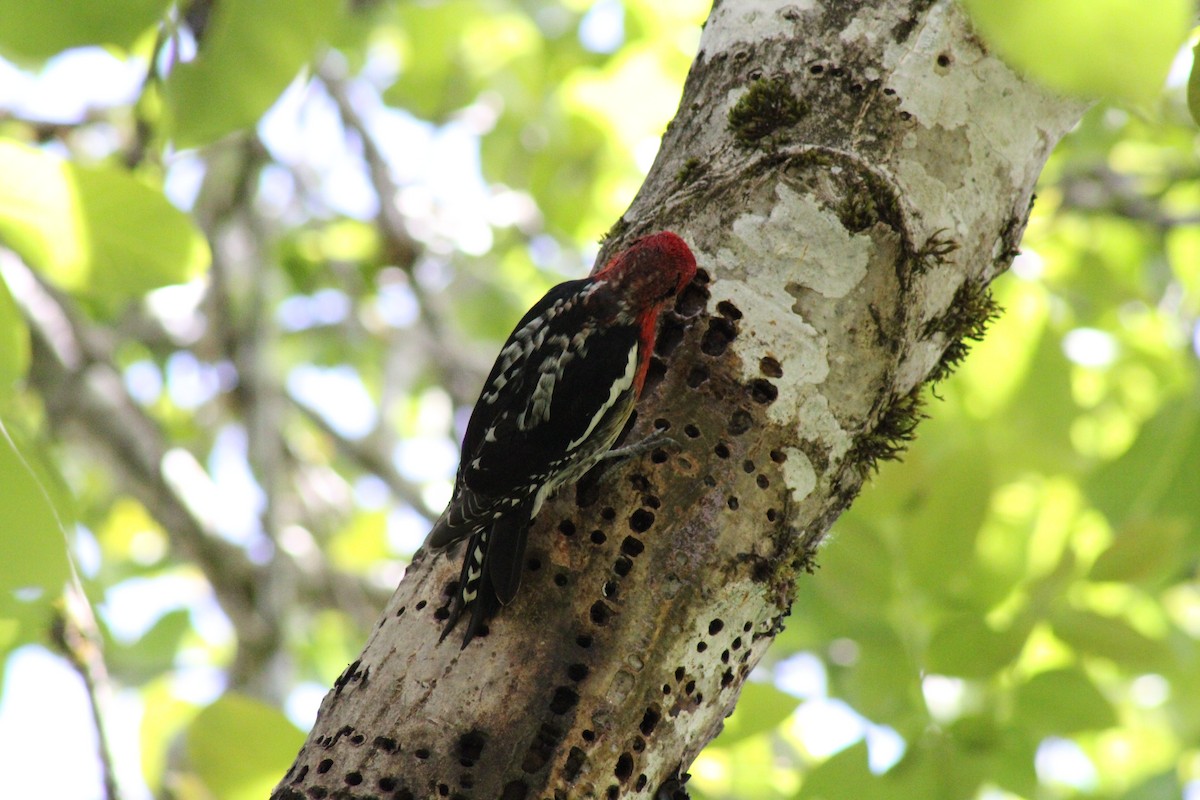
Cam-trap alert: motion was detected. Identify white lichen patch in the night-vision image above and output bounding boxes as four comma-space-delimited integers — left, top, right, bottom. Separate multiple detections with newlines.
698, 0, 816, 58
781, 446, 817, 503
707, 278, 828, 387
723, 183, 871, 299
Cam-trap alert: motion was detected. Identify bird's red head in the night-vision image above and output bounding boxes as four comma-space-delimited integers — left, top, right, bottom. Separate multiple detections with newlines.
594, 231, 697, 310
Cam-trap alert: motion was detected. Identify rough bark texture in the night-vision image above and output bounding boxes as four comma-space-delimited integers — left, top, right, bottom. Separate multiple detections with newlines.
274, 1, 1087, 798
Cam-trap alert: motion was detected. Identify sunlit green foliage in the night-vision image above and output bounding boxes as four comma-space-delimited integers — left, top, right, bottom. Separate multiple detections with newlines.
0, 2, 1196, 799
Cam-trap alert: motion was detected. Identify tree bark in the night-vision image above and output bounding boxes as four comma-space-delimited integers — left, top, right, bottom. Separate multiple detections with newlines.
274, 1, 1087, 798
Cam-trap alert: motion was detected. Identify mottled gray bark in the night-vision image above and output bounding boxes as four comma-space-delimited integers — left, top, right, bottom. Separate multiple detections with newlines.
274, 1, 1086, 798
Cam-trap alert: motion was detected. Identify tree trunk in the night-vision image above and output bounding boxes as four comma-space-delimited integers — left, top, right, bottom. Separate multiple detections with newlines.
273, 1, 1086, 798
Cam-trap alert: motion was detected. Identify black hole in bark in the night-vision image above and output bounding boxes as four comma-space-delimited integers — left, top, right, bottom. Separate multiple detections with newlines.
309, 788, 328, 799
701, 317, 736, 356
685, 680, 696, 695
582, 728, 596, 741
643, 357, 667, 396
729, 409, 753, 435
501, 780, 530, 800
703, 474, 717, 487
613, 556, 632, 576
636, 774, 648, 791
415, 748, 430, 760
434, 606, 449, 620
742, 459, 755, 473
757, 474, 770, 489
568, 663, 589, 681
565, 747, 588, 780
374, 736, 397, 752
590, 601, 613, 625
695, 267, 712, 284
727, 496, 739, 510
722, 669, 735, 687
674, 666, 686, 681
345, 773, 362, 786
318, 759, 333, 774
437, 784, 449, 797
415, 600, 427, 610
732, 636, 743, 649
651, 448, 669, 463
350, 733, 365, 745
554, 573, 568, 587
770, 449, 787, 463
629, 509, 654, 532
709, 619, 724, 635
396, 605, 405, 617
458, 731, 486, 764
654, 417, 671, 431
721, 649, 731, 663
656, 318, 686, 356
607, 786, 619, 799
378, 777, 397, 792
662, 684, 671, 694
684, 423, 701, 438
676, 281, 709, 315
697, 642, 708, 653
558, 520, 576, 537
603, 580, 618, 598
616, 753, 635, 782
744, 621, 754, 632
640, 706, 661, 736
577, 634, 593, 648
760, 356, 783, 377
549, 686, 578, 714
810, 63, 825, 74
601, 506, 616, 521
714, 442, 730, 458
621, 536, 645, 556
750, 379, 779, 404
716, 300, 743, 320
767, 508, 777, 521
937, 52, 952, 67
686, 366, 709, 387
591, 530, 607, 545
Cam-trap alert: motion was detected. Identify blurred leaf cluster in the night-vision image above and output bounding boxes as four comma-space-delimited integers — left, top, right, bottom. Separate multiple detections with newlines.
0, 2, 1196, 800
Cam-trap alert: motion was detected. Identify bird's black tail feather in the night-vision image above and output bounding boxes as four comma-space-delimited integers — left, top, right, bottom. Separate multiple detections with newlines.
439, 500, 533, 648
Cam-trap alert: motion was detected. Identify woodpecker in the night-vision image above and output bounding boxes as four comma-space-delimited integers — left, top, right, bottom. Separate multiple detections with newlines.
427, 231, 697, 647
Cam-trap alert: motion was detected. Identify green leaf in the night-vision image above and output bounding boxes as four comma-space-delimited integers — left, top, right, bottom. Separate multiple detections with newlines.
107, 608, 191, 683
0, 276, 29, 399
1050, 608, 1168, 671
959, 0, 1191, 102
1013, 667, 1116, 735
709, 682, 800, 747
1088, 518, 1185, 585
1085, 396, 1200, 527
925, 614, 1027, 678
0, 0, 170, 62
797, 742, 883, 800
186, 692, 306, 800
0, 422, 70, 609
164, 0, 342, 148
0, 140, 210, 310
1188, 42, 1200, 127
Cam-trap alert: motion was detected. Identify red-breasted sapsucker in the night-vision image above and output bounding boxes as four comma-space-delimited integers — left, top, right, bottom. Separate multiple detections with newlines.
427, 231, 697, 647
